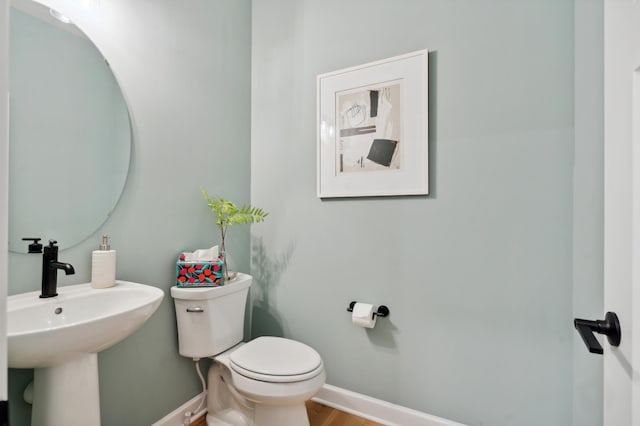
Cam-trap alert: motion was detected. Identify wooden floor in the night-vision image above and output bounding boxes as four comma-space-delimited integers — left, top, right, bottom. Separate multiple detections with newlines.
190, 401, 382, 425
192, 415, 207, 426
306, 400, 383, 426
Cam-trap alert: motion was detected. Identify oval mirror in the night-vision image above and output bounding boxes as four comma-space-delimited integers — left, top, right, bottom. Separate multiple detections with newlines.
8, 1, 131, 252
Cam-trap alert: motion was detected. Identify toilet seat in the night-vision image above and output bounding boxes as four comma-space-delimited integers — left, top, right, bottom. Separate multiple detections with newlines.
230, 336, 323, 383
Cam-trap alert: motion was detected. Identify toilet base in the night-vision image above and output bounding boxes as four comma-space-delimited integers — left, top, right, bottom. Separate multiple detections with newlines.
207, 362, 315, 426
206, 403, 310, 426
207, 408, 252, 426
207, 365, 253, 425
254, 403, 310, 426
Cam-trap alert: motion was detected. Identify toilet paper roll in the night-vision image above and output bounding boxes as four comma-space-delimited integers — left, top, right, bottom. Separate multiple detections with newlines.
352, 302, 377, 328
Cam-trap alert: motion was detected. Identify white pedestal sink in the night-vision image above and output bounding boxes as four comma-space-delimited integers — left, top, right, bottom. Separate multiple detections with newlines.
8, 281, 164, 426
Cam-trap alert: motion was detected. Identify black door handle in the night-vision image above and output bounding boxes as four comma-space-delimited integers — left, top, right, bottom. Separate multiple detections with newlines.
574, 311, 621, 354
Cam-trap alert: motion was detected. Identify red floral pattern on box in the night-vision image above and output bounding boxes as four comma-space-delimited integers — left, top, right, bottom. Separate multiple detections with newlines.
176, 253, 225, 287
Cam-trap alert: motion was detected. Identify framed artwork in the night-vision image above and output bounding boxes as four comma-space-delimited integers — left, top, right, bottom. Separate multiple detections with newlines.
317, 49, 429, 198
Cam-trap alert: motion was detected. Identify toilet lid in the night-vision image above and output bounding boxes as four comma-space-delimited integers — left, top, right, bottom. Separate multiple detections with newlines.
230, 336, 322, 378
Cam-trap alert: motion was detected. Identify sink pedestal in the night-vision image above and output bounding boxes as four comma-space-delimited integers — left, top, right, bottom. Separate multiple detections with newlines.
8, 281, 165, 425
32, 353, 100, 426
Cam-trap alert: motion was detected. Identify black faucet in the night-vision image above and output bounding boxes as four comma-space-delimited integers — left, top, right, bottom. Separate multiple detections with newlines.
23, 238, 75, 298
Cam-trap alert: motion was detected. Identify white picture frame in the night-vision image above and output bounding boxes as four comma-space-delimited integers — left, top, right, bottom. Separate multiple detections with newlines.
317, 49, 429, 198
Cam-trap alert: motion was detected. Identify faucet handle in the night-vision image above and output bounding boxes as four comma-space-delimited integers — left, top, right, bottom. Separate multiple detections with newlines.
44, 240, 59, 254
22, 237, 43, 253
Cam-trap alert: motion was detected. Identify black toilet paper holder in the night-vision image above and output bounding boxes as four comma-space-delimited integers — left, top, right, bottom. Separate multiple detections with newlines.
347, 301, 390, 318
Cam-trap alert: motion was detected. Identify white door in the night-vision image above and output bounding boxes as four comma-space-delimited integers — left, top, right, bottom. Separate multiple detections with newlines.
602, 0, 640, 425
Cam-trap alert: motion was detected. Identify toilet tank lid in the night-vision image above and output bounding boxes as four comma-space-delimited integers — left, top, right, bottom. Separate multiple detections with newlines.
230, 336, 322, 376
170, 274, 251, 300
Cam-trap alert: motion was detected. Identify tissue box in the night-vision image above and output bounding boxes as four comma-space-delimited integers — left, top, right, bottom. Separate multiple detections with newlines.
176, 252, 225, 287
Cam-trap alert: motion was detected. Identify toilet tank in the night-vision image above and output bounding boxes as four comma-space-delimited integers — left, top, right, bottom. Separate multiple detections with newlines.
171, 273, 252, 358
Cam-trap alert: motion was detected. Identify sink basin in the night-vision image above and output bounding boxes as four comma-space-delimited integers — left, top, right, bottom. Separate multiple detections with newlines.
7, 281, 164, 426
8, 280, 163, 368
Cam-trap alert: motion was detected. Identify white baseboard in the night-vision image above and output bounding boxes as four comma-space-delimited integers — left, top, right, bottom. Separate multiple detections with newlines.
153, 384, 466, 426
312, 384, 467, 426
152, 392, 207, 426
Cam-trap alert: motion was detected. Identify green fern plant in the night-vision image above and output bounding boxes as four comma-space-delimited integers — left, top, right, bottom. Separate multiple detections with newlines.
201, 187, 268, 278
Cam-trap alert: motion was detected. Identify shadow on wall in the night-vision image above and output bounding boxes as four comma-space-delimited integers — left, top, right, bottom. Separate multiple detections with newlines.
364, 311, 399, 350
250, 236, 295, 338
8, 368, 33, 426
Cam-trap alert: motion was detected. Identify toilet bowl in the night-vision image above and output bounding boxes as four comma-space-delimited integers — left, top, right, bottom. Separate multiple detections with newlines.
171, 274, 325, 426
213, 337, 325, 425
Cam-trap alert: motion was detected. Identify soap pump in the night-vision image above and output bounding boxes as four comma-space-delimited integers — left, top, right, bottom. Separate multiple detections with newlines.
91, 234, 116, 289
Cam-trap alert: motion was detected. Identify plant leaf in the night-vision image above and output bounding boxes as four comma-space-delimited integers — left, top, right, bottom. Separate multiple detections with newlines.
201, 187, 268, 234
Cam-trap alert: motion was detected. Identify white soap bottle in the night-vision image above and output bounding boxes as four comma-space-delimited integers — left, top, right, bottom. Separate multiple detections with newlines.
91, 235, 116, 289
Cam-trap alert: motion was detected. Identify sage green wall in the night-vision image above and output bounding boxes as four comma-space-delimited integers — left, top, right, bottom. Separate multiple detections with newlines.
573, 1, 603, 425
250, 1, 594, 425
4, 1, 604, 425
7, 0, 251, 425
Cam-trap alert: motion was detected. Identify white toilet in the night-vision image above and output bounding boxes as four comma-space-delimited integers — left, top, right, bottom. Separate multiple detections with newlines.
171, 273, 325, 426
